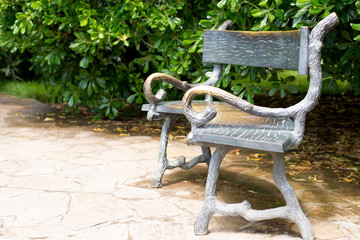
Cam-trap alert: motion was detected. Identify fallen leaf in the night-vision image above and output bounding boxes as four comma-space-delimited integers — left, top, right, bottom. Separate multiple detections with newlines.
44, 117, 55, 121
93, 127, 106, 132
116, 127, 125, 132
292, 177, 307, 182
339, 177, 356, 183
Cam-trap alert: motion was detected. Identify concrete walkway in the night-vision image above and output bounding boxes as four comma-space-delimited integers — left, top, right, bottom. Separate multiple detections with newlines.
0, 94, 359, 240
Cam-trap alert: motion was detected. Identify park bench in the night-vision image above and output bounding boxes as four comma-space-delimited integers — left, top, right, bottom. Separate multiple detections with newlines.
142, 20, 233, 188
180, 13, 339, 240
143, 12, 339, 240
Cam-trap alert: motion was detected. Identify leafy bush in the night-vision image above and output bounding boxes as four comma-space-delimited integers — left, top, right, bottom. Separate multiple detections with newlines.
0, 0, 359, 118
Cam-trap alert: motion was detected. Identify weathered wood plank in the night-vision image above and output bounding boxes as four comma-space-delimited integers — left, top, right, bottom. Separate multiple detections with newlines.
203, 29, 308, 73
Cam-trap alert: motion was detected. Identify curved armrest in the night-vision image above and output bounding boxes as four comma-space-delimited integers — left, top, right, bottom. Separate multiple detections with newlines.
143, 73, 191, 105
182, 85, 294, 128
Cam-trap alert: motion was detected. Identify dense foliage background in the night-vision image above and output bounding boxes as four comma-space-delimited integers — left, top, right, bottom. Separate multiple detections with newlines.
0, 0, 359, 118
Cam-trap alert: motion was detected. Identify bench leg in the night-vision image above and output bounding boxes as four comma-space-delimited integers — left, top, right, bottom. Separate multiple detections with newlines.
272, 152, 314, 240
194, 146, 230, 235
194, 150, 314, 240
153, 116, 211, 188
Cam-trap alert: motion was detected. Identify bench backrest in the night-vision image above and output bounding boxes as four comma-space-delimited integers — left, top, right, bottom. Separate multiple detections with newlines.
203, 27, 309, 75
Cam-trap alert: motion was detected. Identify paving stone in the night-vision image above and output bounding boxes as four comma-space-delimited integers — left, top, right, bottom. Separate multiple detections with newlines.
128, 221, 190, 240
8, 175, 81, 192
0, 160, 22, 175
6, 225, 75, 239
336, 221, 360, 239
0, 190, 69, 227
69, 223, 128, 240
300, 190, 343, 203
304, 219, 345, 239
58, 162, 145, 192
61, 192, 134, 230
114, 186, 161, 199
0, 238, 29, 240
129, 198, 189, 220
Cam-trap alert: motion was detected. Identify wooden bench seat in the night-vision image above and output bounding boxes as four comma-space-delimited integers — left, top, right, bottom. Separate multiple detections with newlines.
143, 101, 294, 152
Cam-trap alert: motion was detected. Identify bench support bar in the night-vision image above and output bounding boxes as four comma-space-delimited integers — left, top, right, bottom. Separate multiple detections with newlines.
153, 116, 212, 188
194, 148, 314, 240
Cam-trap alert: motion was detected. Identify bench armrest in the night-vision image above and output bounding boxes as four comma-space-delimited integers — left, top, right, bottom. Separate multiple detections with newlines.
182, 85, 294, 128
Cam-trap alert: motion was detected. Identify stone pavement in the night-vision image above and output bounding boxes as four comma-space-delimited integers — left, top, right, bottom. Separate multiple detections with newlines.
0, 93, 359, 240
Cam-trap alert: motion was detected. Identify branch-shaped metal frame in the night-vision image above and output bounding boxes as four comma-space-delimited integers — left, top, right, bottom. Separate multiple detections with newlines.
181, 13, 339, 240
194, 147, 315, 240
182, 13, 339, 148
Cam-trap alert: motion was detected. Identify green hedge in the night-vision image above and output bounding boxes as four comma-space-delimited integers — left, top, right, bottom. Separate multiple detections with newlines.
0, 0, 359, 118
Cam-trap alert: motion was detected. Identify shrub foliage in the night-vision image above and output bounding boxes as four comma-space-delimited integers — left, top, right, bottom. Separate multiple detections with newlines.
0, 0, 359, 118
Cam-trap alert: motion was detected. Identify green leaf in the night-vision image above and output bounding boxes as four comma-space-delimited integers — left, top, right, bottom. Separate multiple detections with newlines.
183, 39, 196, 45
293, 6, 310, 18
280, 88, 286, 98
188, 41, 198, 53
217, 0, 228, 9
79, 79, 88, 89
351, 23, 360, 31
87, 83, 93, 96
79, 56, 92, 68
323, 78, 339, 93
309, 7, 323, 15
285, 84, 298, 94
96, 78, 105, 88
341, 30, 352, 42
337, 42, 352, 50
135, 96, 143, 104
224, 64, 231, 75
251, 85, 263, 94
80, 18, 88, 27
112, 106, 119, 116
310, 0, 322, 7
143, 61, 149, 73
251, 17, 268, 30
269, 13, 275, 22
251, 9, 267, 18
355, 35, 360, 42
168, 19, 176, 30
45, 38, 56, 44
10, 47, 17, 53
231, 0, 239, 11
269, 87, 278, 96
126, 93, 137, 103
258, 0, 268, 7
172, 18, 181, 25
68, 95, 74, 107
